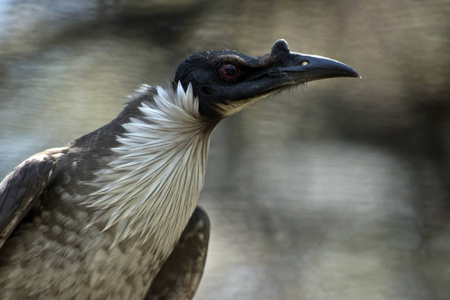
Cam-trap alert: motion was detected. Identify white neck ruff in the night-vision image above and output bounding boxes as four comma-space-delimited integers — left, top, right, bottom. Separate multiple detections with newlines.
88, 82, 211, 252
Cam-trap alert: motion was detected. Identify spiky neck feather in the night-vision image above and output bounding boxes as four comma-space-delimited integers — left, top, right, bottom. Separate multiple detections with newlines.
86, 83, 212, 253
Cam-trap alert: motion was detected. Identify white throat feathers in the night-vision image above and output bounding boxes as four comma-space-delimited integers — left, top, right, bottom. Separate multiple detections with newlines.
87, 82, 212, 252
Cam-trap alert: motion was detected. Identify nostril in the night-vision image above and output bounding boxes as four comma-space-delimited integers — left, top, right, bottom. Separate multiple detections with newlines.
299, 60, 309, 66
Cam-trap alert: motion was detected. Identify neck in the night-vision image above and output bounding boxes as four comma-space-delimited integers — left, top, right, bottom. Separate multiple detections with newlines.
87, 83, 213, 252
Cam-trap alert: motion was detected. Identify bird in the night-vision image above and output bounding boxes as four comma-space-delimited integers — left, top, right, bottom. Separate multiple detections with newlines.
0, 39, 359, 299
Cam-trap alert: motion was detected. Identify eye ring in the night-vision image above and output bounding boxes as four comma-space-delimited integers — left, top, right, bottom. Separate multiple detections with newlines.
220, 64, 239, 81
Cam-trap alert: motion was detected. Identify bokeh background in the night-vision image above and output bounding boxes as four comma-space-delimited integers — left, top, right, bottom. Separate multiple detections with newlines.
1, 1, 449, 299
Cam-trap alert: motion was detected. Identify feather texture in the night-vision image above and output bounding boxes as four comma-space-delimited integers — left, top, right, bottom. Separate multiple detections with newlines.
87, 82, 211, 253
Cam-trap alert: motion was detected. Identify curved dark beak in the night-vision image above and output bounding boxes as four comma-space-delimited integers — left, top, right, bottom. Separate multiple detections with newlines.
266, 39, 360, 86
280, 53, 360, 83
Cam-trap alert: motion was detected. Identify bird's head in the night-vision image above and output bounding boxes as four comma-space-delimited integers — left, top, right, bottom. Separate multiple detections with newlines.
173, 39, 359, 119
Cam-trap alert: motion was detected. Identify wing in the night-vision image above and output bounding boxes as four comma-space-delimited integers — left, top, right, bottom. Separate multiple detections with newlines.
0, 148, 64, 249
145, 206, 210, 300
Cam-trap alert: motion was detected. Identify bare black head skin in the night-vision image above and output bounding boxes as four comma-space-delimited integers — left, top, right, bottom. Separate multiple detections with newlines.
173, 39, 359, 119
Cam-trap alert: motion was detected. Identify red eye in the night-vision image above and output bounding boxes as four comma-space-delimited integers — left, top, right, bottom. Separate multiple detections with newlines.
220, 64, 239, 81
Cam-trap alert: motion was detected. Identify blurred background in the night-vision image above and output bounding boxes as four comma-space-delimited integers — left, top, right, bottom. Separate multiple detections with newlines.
0, 0, 449, 299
